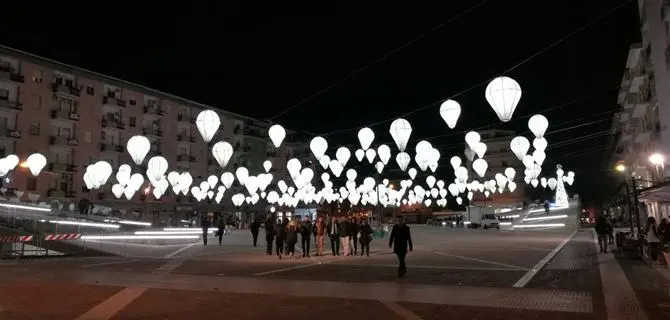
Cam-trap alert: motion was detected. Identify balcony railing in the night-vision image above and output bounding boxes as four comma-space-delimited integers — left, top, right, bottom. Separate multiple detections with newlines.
102, 96, 126, 107
143, 105, 165, 116
0, 63, 24, 82
0, 99, 22, 111
142, 128, 163, 137
101, 117, 125, 129
48, 162, 76, 172
51, 82, 81, 97
100, 143, 124, 153
51, 109, 80, 121
2, 129, 21, 139
49, 136, 78, 146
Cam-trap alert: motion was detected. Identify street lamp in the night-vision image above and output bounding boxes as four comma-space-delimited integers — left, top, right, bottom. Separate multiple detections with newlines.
613, 163, 639, 234
649, 153, 664, 167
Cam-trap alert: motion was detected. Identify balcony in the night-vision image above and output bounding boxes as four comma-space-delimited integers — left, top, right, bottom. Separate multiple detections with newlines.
142, 127, 163, 137
177, 114, 195, 123
100, 143, 124, 153
1, 128, 21, 139
51, 109, 80, 121
101, 117, 125, 129
0, 63, 24, 82
48, 162, 76, 172
51, 82, 81, 97
177, 134, 196, 143
0, 99, 22, 111
144, 105, 165, 116
102, 96, 126, 107
49, 135, 78, 147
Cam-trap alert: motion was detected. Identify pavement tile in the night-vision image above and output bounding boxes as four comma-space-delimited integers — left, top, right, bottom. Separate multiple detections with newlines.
113, 289, 403, 320
399, 302, 596, 320
617, 258, 670, 320
0, 281, 123, 320
172, 259, 313, 276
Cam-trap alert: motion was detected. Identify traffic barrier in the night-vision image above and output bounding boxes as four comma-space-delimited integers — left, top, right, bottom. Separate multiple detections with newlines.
44, 233, 82, 241
0, 235, 33, 243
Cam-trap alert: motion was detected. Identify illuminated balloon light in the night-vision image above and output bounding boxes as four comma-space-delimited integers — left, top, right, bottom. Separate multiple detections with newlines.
485, 76, 522, 122
365, 149, 376, 164
166, 171, 179, 187
540, 177, 548, 188
26, 153, 47, 176
357, 128, 375, 151
465, 131, 481, 150
236, 167, 249, 186
467, 191, 474, 201
474, 142, 487, 159
94, 161, 113, 186
456, 197, 463, 205
146, 156, 168, 182
220, 172, 234, 189
212, 141, 234, 168
377, 144, 391, 165
532, 150, 546, 166
335, 147, 351, 167
277, 180, 288, 193
126, 135, 150, 165
548, 177, 557, 190
310, 137, 328, 160
355, 149, 365, 162
424, 199, 432, 207
508, 181, 517, 192
450, 156, 462, 170
504, 167, 516, 180
472, 158, 488, 178
329, 160, 343, 177
510, 136, 530, 161
112, 184, 124, 199
522, 155, 535, 169
484, 190, 490, 198
263, 160, 272, 173
178, 172, 192, 194
530, 179, 539, 188
245, 176, 259, 195
207, 175, 218, 189
415, 140, 433, 155
426, 175, 436, 188
464, 147, 475, 162
533, 138, 548, 152
123, 186, 135, 200
319, 155, 330, 170
523, 175, 531, 184
439, 99, 461, 129
195, 110, 220, 143
268, 124, 286, 148
374, 162, 384, 174
395, 152, 410, 171
528, 114, 549, 138
389, 118, 412, 152
408, 168, 417, 180
345, 169, 357, 181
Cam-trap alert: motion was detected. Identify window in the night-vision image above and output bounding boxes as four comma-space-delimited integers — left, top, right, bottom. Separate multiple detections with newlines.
0, 88, 8, 100
129, 99, 136, 106
29, 122, 40, 135
101, 130, 106, 141
32, 70, 43, 83
86, 86, 94, 95
129, 117, 136, 127
501, 161, 509, 167
26, 177, 37, 191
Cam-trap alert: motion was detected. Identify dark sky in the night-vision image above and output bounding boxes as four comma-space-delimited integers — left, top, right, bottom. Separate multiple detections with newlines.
0, 0, 640, 205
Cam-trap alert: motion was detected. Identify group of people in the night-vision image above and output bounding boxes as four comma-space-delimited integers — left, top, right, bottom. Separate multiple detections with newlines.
261, 216, 375, 259
595, 215, 669, 262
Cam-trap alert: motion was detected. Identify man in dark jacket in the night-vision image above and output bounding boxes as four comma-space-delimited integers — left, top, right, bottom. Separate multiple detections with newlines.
594, 215, 612, 253
389, 218, 413, 277
250, 220, 260, 247
327, 216, 340, 256
300, 216, 313, 257
264, 217, 275, 255
201, 215, 212, 246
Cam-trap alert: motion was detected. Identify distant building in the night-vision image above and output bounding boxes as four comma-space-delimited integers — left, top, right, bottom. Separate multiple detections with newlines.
466, 129, 526, 208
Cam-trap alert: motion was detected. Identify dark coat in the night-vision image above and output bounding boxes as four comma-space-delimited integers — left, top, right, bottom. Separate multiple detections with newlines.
594, 216, 612, 235
264, 219, 275, 236
250, 221, 260, 234
389, 224, 413, 254
300, 221, 313, 238
359, 224, 373, 244
327, 221, 340, 237
338, 222, 349, 237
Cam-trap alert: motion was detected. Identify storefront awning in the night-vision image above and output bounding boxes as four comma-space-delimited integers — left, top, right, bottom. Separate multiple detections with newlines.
638, 181, 670, 203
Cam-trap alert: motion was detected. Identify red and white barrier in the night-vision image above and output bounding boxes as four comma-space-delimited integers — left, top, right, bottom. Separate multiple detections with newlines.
44, 233, 81, 241
0, 235, 33, 243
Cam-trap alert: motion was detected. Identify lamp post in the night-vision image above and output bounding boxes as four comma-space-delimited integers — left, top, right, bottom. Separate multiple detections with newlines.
614, 163, 641, 234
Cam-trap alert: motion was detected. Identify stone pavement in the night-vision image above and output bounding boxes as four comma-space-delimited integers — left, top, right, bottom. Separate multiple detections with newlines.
0, 224, 663, 319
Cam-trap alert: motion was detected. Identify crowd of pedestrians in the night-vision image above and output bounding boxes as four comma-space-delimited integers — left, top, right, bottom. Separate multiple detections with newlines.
595, 214, 670, 263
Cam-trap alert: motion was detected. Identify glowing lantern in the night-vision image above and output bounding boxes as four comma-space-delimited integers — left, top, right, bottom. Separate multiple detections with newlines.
395, 152, 410, 171
426, 175, 436, 188
355, 149, 365, 162
335, 147, 351, 167
504, 167, 516, 181
365, 149, 376, 164
329, 160, 343, 177
375, 162, 384, 174
319, 155, 330, 170
268, 124, 286, 148
474, 142, 487, 159
548, 177, 557, 190
357, 127, 375, 151
532, 150, 546, 166
540, 177, 547, 188
508, 181, 517, 192
93, 161, 113, 186
464, 131, 480, 150
472, 158, 488, 178
263, 160, 272, 173
528, 114, 549, 138
485, 76, 522, 122
450, 156, 462, 170
220, 172, 234, 188
112, 184, 124, 199
126, 135, 150, 165
389, 118, 412, 152
510, 136, 530, 161
211, 141, 234, 168
533, 138, 548, 152
408, 168, 417, 180
439, 99, 461, 129
236, 167, 249, 186
377, 144, 391, 165
146, 156, 168, 182
25, 153, 46, 176
310, 137, 328, 160
195, 110, 220, 143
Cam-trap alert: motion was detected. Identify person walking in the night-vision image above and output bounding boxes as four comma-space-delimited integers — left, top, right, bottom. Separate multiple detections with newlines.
216, 217, 226, 246
646, 217, 661, 262
250, 219, 260, 247
338, 217, 350, 256
286, 218, 299, 259
300, 216, 313, 257
264, 217, 275, 255
349, 217, 359, 255
201, 215, 212, 246
327, 216, 340, 256
594, 215, 612, 253
543, 200, 550, 215
359, 219, 373, 256
275, 219, 288, 259
313, 217, 326, 256
389, 218, 413, 278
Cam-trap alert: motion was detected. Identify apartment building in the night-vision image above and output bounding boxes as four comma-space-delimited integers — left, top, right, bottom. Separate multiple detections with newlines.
466, 129, 526, 208
0, 45, 299, 212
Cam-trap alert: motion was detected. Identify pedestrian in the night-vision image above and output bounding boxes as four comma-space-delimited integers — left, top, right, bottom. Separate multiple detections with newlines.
543, 200, 550, 215
250, 219, 260, 247
313, 216, 326, 256
275, 219, 288, 259
389, 217, 413, 278
359, 219, 373, 256
300, 216, 313, 257
645, 217, 661, 262
286, 218, 299, 258
216, 217, 226, 246
338, 217, 350, 256
201, 215, 212, 246
349, 217, 359, 255
264, 216, 275, 255
327, 216, 340, 256
594, 215, 612, 253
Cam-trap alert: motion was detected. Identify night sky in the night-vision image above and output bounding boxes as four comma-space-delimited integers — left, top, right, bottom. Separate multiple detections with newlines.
0, 0, 641, 206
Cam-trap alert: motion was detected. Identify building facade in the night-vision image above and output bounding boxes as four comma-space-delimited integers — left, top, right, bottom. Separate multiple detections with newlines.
466, 129, 526, 208
610, 1, 670, 221
0, 45, 299, 213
